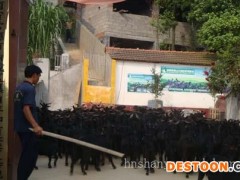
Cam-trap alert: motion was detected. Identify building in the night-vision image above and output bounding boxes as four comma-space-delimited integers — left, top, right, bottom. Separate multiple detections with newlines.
78, 0, 192, 50
67, 0, 215, 109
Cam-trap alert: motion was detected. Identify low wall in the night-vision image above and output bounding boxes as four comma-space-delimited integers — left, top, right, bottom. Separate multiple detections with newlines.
81, 59, 116, 105
115, 61, 215, 109
226, 94, 240, 120
48, 63, 82, 110
76, 21, 112, 85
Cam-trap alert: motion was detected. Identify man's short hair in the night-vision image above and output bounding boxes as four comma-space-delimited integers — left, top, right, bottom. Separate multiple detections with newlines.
24, 65, 42, 78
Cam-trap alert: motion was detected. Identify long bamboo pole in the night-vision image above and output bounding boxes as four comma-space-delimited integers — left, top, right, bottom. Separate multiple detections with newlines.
29, 128, 124, 158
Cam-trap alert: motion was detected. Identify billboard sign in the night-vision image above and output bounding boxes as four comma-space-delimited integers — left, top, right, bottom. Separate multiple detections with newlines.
161, 66, 210, 93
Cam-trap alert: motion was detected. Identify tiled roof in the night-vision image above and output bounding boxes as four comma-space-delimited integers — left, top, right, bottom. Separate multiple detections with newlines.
106, 47, 216, 66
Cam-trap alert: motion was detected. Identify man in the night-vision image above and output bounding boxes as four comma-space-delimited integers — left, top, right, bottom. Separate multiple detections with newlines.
14, 65, 43, 180
65, 19, 73, 43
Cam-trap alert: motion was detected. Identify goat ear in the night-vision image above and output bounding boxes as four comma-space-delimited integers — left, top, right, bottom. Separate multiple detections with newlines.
173, 121, 179, 125
136, 114, 140, 119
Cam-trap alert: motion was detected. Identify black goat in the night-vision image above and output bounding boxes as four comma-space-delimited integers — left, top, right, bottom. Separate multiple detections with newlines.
36, 136, 59, 168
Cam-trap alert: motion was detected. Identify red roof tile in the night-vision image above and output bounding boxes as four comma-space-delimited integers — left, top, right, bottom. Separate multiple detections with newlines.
106, 47, 216, 66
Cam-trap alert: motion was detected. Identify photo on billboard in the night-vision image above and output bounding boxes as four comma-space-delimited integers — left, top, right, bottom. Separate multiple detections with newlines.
161, 66, 210, 93
127, 74, 152, 93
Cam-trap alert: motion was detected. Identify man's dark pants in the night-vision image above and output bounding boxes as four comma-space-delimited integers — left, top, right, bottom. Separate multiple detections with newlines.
17, 132, 38, 180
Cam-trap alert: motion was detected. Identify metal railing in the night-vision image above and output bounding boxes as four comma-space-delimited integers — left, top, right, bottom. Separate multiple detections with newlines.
54, 53, 70, 71
83, 51, 111, 86
208, 108, 220, 120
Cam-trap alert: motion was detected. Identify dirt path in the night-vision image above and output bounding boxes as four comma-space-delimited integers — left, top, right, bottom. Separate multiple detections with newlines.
30, 156, 205, 180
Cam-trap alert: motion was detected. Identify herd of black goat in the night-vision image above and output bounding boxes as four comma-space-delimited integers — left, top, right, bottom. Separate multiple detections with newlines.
36, 103, 240, 180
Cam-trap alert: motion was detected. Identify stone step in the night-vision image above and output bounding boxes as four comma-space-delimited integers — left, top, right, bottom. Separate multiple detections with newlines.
64, 43, 82, 66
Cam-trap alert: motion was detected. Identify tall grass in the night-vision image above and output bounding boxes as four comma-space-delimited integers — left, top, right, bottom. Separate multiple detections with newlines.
27, 0, 68, 64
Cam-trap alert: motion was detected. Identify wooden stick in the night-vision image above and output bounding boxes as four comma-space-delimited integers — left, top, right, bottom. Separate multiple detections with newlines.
29, 128, 124, 158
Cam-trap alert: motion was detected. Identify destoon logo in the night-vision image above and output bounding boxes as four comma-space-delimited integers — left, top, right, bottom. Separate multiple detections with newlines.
166, 161, 240, 173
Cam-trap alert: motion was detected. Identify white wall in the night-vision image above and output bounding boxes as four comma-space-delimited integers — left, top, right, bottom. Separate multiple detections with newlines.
34, 58, 50, 107
226, 94, 240, 120
115, 61, 215, 109
33, 58, 82, 110
48, 64, 82, 110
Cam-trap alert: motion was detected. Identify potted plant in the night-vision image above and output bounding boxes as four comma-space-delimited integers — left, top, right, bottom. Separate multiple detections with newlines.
147, 66, 164, 108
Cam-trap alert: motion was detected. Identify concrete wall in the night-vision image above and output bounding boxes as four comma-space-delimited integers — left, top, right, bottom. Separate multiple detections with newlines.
77, 20, 112, 85
34, 58, 50, 106
80, 5, 192, 47
115, 61, 215, 108
80, 5, 110, 34
81, 59, 116, 104
48, 64, 82, 110
226, 94, 240, 120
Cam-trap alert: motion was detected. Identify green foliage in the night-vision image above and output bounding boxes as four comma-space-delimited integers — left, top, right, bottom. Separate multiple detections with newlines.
197, 11, 240, 51
188, 0, 239, 26
152, 0, 191, 49
155, 0, 191, 22
159, 42, 169, 50
27, 0, 68, 64
147, 67, 164, 99
151, 10, 177, 33
188, 0, 240, 51
207, 49, 240, 95
206, 62, 227, 96
188, 0, 240, 95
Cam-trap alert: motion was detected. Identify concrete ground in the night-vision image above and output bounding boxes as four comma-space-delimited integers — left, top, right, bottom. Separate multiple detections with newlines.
30, 156, 207, 180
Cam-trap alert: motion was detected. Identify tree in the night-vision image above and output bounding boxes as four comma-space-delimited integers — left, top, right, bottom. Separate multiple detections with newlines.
197, 12, 240, 51
188, 0, 240, 26
188, 0, 240, 95
206, 48, 240, 96
151, 0, 191, 50
188, 1, 240, 52
27, 0, 68, 64
147, 67, 164, 100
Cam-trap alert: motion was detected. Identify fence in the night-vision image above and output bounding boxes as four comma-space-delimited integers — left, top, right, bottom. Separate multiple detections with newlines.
83, 52, 112, 85
208, 108, 220, 120
54, 53, 69, 71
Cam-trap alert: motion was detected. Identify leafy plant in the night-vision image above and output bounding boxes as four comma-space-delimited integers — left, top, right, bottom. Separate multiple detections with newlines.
159, 40, 170, 50
206, 48, 240, 96
147, 67, 164, 99
188, 0, 239, 26
151, 10, 177, 34
27, 0, 68, 64
205, 62, 226, 96
197, 11, 240, 51
151, 0, 191, 50
188, 0, 240, 95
